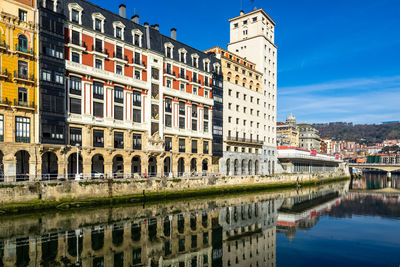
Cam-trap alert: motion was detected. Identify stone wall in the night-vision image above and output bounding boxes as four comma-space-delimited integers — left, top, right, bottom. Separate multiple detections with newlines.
0, 173, 347, 205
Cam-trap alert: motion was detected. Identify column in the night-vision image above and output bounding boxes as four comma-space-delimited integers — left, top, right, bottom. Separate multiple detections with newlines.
3, 155, 16, 183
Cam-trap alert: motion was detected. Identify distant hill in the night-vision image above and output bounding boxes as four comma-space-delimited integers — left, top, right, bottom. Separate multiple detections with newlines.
312, 123, 400, 144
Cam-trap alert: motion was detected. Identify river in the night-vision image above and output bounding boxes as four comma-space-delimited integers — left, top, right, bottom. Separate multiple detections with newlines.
0, 175, 399, 266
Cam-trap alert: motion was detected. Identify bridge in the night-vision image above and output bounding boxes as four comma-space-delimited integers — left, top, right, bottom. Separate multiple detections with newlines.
348, 163, 400, 175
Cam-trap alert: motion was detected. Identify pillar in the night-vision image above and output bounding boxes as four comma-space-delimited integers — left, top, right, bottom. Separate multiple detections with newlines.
82, 156, 91, 179
124, 159, 131, 178
104, 160, 113, 178
3, 156, 16, 183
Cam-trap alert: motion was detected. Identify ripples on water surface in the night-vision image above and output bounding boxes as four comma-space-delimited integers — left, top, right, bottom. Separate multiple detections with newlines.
0, 175, 399, 266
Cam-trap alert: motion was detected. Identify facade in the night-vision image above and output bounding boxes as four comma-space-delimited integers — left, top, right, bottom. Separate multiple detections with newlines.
276, 113, 299, 147
29, 0, 220, 180
205, 46, 268, 175
227, 9, 278, 174
0, 0, 38, 182
298, 123, 321, 151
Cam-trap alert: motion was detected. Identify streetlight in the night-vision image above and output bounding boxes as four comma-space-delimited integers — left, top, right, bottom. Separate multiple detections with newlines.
75, 143, 80, 181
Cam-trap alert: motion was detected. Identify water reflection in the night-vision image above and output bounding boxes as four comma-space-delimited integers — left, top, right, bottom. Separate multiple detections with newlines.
0, 181, 354, 267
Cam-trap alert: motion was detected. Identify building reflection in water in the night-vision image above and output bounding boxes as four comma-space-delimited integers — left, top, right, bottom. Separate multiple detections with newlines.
0, 182, 350, 267
352, 170, 400, 190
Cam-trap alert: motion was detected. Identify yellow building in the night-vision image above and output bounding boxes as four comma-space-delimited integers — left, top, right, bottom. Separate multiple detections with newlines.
0, 0, 38, 182
277, 113, 299, 147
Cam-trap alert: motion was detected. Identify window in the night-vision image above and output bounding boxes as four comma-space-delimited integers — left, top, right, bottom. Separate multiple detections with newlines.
95, 38, 103, 52
165, 98, 172, 113
166, 79, 172, 88
192, 119, 197, 131
18, 60, 28, 79
72, 52, 80, 63
193, 87, 197, 95
243, 30, 248, 35
69, 98, 81, 114
180, 83, 185, 91
253, 17, 257, 22
115, 27, 122, 39
165, 114, 172, 127
19, 9, 27, 22
93, 130, 104, 147
42, 70, 51, 81
114, 132, 124, 148
203, 141, 209, 154
134, 70, 141, 80
0, 115, 3, 141
115, 46, 123, 59
133, 91, 141, 107
179, 139, 185, 152
151, 67, 159, 80
114, 86, 124, 103
192, 104, 197, 118
179, 117, 185, 129
70, 127, 82, 146
71, 9, 79, 23
71, 30, 80, 45
179, 102, 185, 115
134, 52, 141, 65
165, 137, 172, 151
18, 35, 28, 52
93, 102, 103, 117
55, 72, 63, 84
95, 18, 102, 31
69, 76, 81, 95
114, 106, 123, 120
15, 117, 30, 143
93, 82, 104, 99
192, 140, 198, 153
18, 87, 28, 106
133, 109, 141, 123
134, 34, 141, 46
133, 134, 142, 150
204, 90, 209, 98
234, 23, 238, 28
243, 20, 248, 25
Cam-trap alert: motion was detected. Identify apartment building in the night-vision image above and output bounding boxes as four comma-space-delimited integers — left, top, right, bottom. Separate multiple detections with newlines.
298, 124, 321, 151
205, 47, 267, 175
56, 1, 220, 178
277, 113, 299, 147
226, 9, 278, 174
0, 0, 38, 182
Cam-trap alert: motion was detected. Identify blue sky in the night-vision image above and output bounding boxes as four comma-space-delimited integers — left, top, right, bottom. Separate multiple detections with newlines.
91, 0, 400, 124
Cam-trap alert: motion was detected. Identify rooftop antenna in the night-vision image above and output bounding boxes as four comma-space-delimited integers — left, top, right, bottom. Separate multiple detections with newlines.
133, 7, 136, 15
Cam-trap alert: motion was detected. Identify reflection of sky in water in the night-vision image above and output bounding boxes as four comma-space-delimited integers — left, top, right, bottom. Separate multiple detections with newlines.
277, 210, 400, 266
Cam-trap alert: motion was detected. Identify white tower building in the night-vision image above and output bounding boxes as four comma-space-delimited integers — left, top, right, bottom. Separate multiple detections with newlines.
228, 9, 278, 173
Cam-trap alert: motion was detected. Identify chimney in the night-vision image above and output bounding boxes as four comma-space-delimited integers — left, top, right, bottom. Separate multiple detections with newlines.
151, 24, 159, 31
240, 10, 244, 16
144, 22, 149, 27
119, 4, 126, 18
171, 28, 176, 40
131, 14, 139, 24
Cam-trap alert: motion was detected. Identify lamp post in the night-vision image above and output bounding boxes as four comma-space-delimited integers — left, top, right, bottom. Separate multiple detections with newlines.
75, 143, 80, 180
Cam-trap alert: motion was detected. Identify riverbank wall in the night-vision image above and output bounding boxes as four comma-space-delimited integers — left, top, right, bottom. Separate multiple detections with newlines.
0, 173, 349, 214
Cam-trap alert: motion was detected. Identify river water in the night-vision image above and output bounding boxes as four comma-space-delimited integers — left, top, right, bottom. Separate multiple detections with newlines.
0, 175, 399, 266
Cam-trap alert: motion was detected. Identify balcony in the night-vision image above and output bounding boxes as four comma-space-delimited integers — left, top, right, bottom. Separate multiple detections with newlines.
131, 58, 146, 69
0, 40, 7, 52
0, 69, 10, 80
13, 71, 35, 85
13, 99, 35, 109
203, 79, 212, 89
14, 45, 34, 59
66, 37, 87, 51
164, 68, 175, 78
113, 52, 128, 64
178, 73, 189, 81
191, 77, 201, 86
91, 45, 108, 58
226, 136, 264, 145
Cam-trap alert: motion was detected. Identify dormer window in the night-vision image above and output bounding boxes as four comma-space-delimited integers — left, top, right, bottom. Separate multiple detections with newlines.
92, 13, 105, 32
178, 48, 187, 63
68, 3, 83, 24
95, 19, 101, 30
213, 63, 221, 74
116, 27, 122, 39
203, 59, 210, 72
113, 21, 126, 40
71, 9, 79, 22
164, 42, 174, 59
191, 54, 199, 68
132, 29, 143, 47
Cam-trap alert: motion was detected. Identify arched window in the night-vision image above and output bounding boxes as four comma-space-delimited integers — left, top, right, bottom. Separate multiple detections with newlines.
18, 35, 28, 52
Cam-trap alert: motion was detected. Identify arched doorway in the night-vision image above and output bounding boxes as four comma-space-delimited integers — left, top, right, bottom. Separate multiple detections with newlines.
15, 150, 30, 181
234, 159, 238, 175
226, 159, 230, 176
112, 155, 124, 178
131, 156, 141, 176
255, 160, 259, 175
190, 158, 197, 175
241, 159, 246, 175
163, 157, 171, 176
0, 151, 4, 182
67, 153, 83, 179
41, 152, 58, 180
248, 160, 253, 175
148, 157, 157, 177
178, 158, 185, 176
92, 154, 104, 179
202, 159, 208, 175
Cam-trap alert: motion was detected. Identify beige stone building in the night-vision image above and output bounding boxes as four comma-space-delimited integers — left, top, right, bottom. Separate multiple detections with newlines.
298, 123, 321, 151
277, 113, 299, 147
